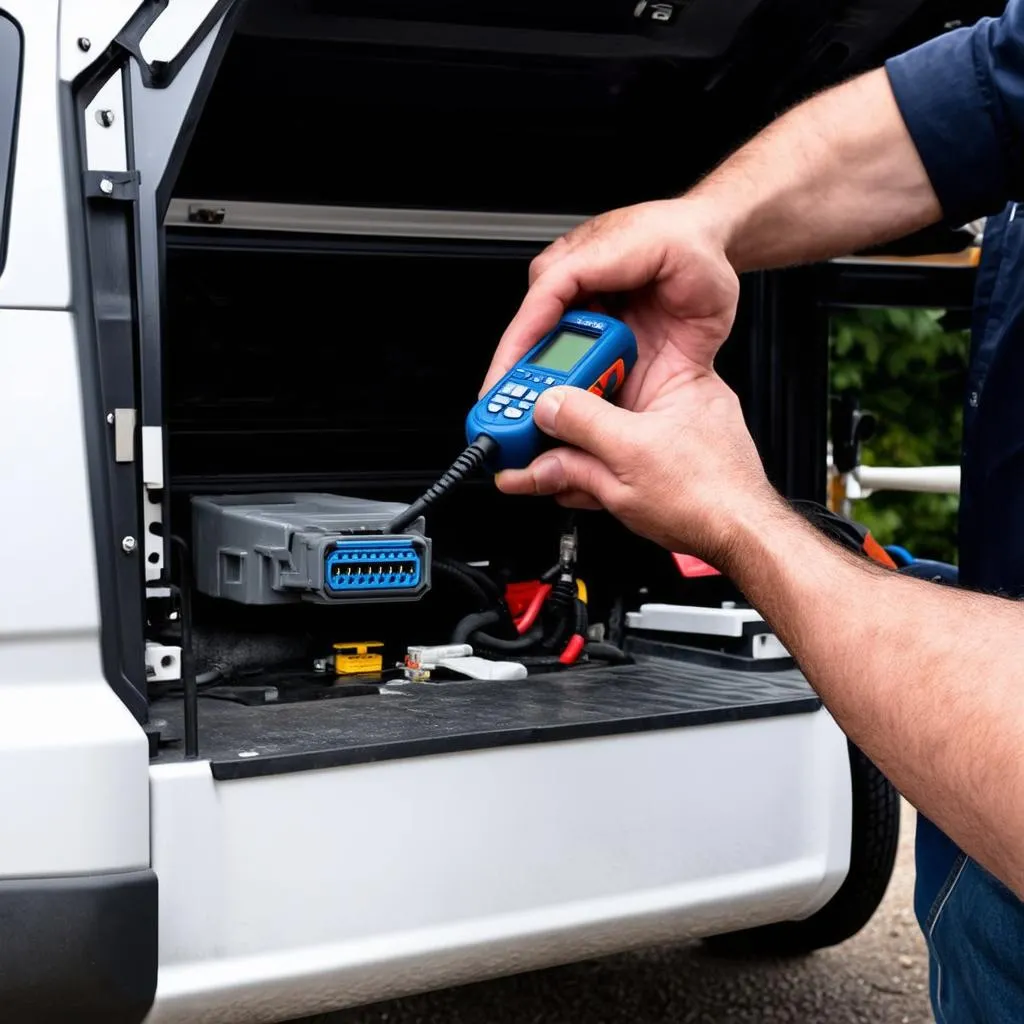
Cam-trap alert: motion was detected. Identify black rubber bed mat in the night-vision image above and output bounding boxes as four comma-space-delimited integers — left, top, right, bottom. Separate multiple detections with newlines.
150, 652, 819, 779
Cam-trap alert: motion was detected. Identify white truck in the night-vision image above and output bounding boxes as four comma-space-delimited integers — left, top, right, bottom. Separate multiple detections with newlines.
0, 2, 981, 1022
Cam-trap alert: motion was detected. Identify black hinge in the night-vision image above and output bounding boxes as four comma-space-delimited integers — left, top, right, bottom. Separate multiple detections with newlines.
84, 170, 141, 202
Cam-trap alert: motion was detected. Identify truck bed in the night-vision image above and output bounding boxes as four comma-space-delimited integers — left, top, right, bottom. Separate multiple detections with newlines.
151, 653, 819, 779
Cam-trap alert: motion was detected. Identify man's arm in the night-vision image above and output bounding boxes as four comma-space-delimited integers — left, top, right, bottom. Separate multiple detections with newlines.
706, 4, 1024, 272
725, 502, 1024, 899
685, 68, 941, 273
486, 4, 1024, 391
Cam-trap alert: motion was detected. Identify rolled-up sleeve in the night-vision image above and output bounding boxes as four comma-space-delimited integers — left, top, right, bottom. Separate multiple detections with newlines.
886, 0, 1024, 226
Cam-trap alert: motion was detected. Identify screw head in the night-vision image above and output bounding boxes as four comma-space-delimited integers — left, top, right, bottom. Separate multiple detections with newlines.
78, 37, 91, 52
99, 178, 114, 195
121, 536, 137, 554
95, 109, 115, 128
105, 412, 114, 424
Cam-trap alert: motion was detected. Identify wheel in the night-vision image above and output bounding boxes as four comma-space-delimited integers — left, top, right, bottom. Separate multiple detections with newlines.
703, 741, 900, 957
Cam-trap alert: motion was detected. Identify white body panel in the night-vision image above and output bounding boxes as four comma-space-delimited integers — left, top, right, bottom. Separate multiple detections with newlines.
0, 2, 71, 309
147, 710, 851, 1024
0, 638, 149, 876
59, 0, 140, 82
0, 307, 149, 876
0, 310, 98, 635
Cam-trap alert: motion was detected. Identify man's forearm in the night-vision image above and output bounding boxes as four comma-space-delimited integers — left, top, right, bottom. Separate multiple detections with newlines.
687, 69, 943, 273
723, 500, 1024, 896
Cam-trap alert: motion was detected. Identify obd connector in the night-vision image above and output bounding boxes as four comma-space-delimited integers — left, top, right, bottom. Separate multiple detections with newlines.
192, 493, 431, 605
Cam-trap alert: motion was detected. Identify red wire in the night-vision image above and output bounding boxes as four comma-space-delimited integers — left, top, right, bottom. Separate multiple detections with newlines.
515, 583, 552, 635
558, 633, 586, 665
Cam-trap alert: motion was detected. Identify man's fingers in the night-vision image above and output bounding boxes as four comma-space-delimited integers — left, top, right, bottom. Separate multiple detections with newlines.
479, 263, 584, 396
532, 386, 635, 465
495, 448, 618, 505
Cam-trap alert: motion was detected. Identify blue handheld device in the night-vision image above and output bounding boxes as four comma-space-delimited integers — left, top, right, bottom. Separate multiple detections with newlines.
386, 311, 637, 534
465, 311, 638, 472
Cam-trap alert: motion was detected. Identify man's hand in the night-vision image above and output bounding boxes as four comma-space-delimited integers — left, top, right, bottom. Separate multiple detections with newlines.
482, 69, 940, 415
495, 374, 778, 570
481, 200, 741, 412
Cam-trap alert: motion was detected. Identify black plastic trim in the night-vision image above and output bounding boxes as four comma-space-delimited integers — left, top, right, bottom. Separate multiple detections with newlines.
61, 76, 149, 722
112, 0, 237, 90
212, 697, 821, 780
821, 260, 979, 312
0, 869, 157, 1024
0, 10, 22, 277
208, 688, 821, 781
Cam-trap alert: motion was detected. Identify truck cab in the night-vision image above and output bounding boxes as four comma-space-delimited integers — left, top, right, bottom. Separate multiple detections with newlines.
0, 3, 993, 1022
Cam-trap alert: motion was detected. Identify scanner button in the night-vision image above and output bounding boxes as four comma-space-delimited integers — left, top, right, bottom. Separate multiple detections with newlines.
518, 400, 532, 410
500, 382, 517, 395
525, 390, 539, 402
510, 384, 529, 398
493, 395, 511, 406
503, 407, 524, 419
514, 369, 530, 378
544, 376, 556, 385
487, 402, 502, 413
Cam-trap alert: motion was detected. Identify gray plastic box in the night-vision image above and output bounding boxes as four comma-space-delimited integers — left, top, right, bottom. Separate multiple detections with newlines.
191, 493, 431, 605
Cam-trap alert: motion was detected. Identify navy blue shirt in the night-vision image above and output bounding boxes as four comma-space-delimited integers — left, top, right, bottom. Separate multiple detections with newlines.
887, 4, 1024, 594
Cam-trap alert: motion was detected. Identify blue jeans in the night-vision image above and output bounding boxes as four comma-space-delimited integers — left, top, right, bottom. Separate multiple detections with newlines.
915, 816, 1024, 1022
902, 561, 1024, 1021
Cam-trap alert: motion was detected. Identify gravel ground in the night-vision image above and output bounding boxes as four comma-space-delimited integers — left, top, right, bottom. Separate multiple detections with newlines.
302, 802, 931, 1024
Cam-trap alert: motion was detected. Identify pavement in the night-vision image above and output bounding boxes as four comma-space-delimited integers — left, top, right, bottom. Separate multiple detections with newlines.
307, 802, 931, 1024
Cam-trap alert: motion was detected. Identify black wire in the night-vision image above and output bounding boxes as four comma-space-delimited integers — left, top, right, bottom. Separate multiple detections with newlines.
433, 558, 500, 611
470, 625, 544, 654
387, 435, 499, 533
170, 535, 199, 760
584, 642, 632, 665
451, 609, 502, 644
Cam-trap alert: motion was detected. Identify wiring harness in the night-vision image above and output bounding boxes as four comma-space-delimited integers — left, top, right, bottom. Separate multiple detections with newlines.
445, 520, 629, 668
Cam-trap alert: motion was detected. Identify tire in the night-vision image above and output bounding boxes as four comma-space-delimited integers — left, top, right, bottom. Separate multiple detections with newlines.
703, 741, 901, 957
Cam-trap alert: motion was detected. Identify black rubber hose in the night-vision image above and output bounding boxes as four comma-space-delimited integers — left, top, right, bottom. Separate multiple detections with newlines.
539, 576, 577, 653
584, 642, 632, 665
433, 558, 499, 611
470, 625, 544, 654
452, 609, 502, 645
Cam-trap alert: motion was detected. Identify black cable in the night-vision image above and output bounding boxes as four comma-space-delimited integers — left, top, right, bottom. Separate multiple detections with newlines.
387, 435, 499, 534
433, 558, 500, 611
584, 642, 632, 665
451, 609, 502, 645
471, 625, 544, 654
170, 535, 199, 760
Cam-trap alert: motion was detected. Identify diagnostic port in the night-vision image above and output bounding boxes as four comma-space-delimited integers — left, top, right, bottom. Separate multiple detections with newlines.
324, 539, 425, 596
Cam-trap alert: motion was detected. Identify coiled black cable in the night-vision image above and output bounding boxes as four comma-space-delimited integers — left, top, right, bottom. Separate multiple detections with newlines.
387, 435, 499, 533
432, 558, 499, 612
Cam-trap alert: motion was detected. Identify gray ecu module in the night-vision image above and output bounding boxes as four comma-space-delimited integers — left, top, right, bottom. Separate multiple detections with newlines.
191, 493, 431, 605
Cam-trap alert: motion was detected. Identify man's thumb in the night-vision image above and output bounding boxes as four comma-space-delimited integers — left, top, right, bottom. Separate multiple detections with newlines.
533, 385, 632, 460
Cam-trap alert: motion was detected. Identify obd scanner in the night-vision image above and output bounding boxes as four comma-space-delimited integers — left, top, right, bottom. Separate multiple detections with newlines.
388, 312, 637, 533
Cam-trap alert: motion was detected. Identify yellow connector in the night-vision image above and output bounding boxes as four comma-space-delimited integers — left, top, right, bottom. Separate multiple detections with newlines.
332, 641, 384, 675
576, 578, 588, 604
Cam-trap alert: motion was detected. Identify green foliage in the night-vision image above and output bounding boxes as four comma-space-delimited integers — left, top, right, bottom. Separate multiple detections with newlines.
829, 308, 970, 563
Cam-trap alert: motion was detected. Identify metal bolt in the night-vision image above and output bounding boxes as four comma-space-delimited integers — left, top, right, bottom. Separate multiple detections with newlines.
99, 178, 114, 195
78, 37, 91, 52
95, 109, 115, 128
106, 412, 114, 424
121, 535, 137, 554
969, 391, 979, 408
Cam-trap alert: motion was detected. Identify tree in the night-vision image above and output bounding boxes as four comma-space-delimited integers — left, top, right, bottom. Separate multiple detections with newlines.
830, 308, 969, 564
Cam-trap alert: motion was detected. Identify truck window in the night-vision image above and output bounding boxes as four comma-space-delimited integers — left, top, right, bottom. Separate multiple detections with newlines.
0, 12, 21, 277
